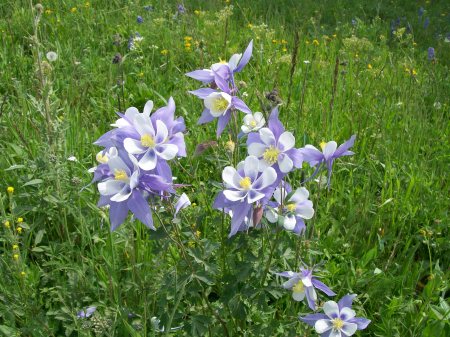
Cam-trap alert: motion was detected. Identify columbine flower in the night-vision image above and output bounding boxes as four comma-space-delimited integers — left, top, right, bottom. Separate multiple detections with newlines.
214, 155, 277, 237
95, 98, 186, 182
300, 135, 356, 187
241, 112, 265, 134
300, 294, 371, 336
247, 107, 302, 174
189, 87, 251, 137
46, 51, 58, 62
77, 306, 97, 318
277, 267, 335, 309
265, 185, 314, 234
96, 147, 171, 230
186, 40, 253, 88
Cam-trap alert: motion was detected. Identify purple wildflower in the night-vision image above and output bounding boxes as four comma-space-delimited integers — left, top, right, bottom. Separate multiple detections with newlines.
424, 17, 430, 29
265, 184, 314, 234
247, 107, 302, 175
300, 135, 355, 187
96, 147, 172, 230
213, 155, 277, 237
300, 294, 371, 336
418, 7, 424, 18
137, 16, 143, 24
77, 306, 97, 318
177, 4, 185, 14
277, 267, 335, 309
186, 40, 253, 88
428, 47, 435, 61
189, 86, 251, 137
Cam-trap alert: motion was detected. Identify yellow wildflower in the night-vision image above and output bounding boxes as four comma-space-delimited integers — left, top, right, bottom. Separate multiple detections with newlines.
194, 10, 200, 15
138, 72, 144, 77
184, 36, 192, 42
247, 23, 253, 28
20, 271, 26, 277
17, 217, 23, 223
313, 39, 319, 46
13, 254, 19, 260
195, 230, 201, 238
45, 9, 52, 15
4, 220, 10, 228
281, 39, 288, 44
191, 203, 197, 207
70, 7, 77, 13
85, 2, 90, 8
305, 40, 310, 45
282, 47, 287, 52
413, 42, 417, 46
412, 69, 417, 76
17, 227, 23, 234
332, 34, 337, 38
272, 39, 278, 44
13, 244, 19, 250
7, 186, 14, 194
185, 42, 191, 48
161, 49, 169, 55
367, 64, 372, 69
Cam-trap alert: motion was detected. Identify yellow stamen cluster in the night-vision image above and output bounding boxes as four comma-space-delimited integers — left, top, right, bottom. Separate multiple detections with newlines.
249, 120, 257, 127
114, 169, 128, 181
286, 203, 296, 212
263, 146, 280, 165
292, 280, 304, 293
213, 97, 229, 112
332, 318, 344, 330
141, 134, 156, 148
239, 177, 252, 190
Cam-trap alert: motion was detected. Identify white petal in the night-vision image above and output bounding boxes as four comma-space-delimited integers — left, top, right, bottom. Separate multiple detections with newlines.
155, 120, 169, 143
278, 154, 293, 173
323, 141, 337, 159
130, 170, 139, 189
265, 208, 278, 223
156, 144, 178, 160
222, 166, 242, 189
143, 100, 153, 116
296, 203, 314, 219
247, 190, 264, 203
254, 111, 265, 123
315, 319, 333, 334
139, 150, 157, 171
223, 190, 246, 201
278, 131, 295, 151
329, 330, 342, 337
248, 143, 267, 157
341, 322, 358, 336
111, 118, 129, 128
340, 307, 356, 320
323, 301, 340, 319
283, 215, 296, 230
259, 128, 276, 146
306, 285, 317, 300
258, 158, 269, 171
107, 153, 130, 175
290, 187, 309, 203
124, 138, 146, 155
302, 275, 313, 287
134, 114, 154, 136
292, 290, 305, 301
98, 180, 125, 196
253, 167, 277, 190
243, 114, 254, 125
243, 155, 259, 180
125, 106, 140, 121
110, 185, 132, 202
228, 53, 241, 71
241, 125, 251, 133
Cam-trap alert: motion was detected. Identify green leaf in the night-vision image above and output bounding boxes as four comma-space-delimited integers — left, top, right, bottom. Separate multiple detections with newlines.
34, 229, 45, 246
22, 179, 43, 187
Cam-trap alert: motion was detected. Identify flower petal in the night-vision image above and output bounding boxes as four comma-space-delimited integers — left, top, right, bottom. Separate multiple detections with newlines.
155, 144, 178, 160
292, 290, 305, 301
341, 322, 357, 336
278, 131, 295, 151
223, 190, 247, 202
315, 319, 333, 334
143, 100, 153, 116
98, 180, 125, 196
283, 214, 296, 230
296, 202, 314, 219
243, 155, 259, 181
278, 153, 293, 173
340, 307, 356, 321
324, 301, 340, 319
247, 190, 264, 203
124, 138, 147, 155
155, 120, 169, 143
290, 187, 309, 203
252, 167, 277, 190
139, 150, 157, 171
110, 185, 132, 202
323, 141, 337, 159
259, 128, 276, 146
222, 166, 241, 189
248, 143, 267, 157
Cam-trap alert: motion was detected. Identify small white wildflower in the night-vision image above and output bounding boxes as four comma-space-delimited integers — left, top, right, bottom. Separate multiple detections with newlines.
433, 101, 442, 109
241, 112, 265, 134
303, 60, 311, 64
46, 51, 58, 62
67, 156, 78, 162
242, 92, 249, 97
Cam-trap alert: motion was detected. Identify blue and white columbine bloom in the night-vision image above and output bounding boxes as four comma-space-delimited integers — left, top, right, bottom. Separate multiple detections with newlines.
214, 155, 277, 237
276, 267, 335, 310
300, 294, 371, 337
265, 186, 314, 234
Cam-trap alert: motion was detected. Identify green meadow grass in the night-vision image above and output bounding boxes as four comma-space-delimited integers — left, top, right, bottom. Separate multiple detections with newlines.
0, 0, 449, 336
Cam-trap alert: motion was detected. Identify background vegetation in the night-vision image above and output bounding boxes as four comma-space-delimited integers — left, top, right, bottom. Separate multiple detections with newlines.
0, 0, 449, 336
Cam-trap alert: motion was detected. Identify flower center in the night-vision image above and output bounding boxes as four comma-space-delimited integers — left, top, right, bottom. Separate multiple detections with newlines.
286, 203, 296, 212
114, 169, 128, 181
249, 120, 257, 127
263, 146, 280, 165
141, 134, 156, 148
332, 318, 344, 330
292, 280, 304, 293
239, 177, 252, 190
96, 153, 109, 164
213, 97, 229, 112
320, 141, 327, 150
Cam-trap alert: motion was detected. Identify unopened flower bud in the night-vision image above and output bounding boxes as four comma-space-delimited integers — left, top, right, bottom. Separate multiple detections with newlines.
225, 140, 235, 153
35, 4, 44, 13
